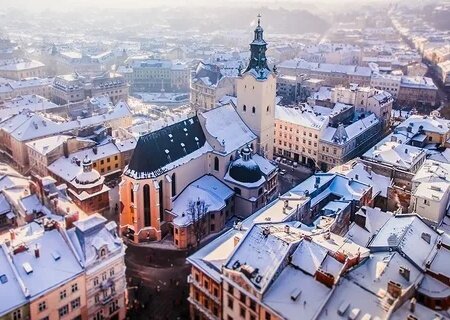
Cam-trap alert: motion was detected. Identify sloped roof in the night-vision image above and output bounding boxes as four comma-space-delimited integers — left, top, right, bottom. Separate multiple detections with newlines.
125, 116, 209, 179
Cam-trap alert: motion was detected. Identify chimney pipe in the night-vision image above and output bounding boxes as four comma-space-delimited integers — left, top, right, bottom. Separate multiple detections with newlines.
34, 244, 40, 258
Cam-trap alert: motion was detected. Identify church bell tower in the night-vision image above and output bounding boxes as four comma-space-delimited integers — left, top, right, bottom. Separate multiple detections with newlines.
236, 15, 276, 160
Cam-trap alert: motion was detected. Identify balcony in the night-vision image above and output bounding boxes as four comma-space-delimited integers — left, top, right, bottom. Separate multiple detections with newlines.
187, 296, 219, 320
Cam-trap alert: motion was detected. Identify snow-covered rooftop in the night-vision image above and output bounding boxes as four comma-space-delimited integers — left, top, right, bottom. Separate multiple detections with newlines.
171, 175, 233, 227
201, 104, 257, 155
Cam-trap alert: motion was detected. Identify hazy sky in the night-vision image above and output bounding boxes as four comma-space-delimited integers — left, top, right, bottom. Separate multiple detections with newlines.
0, 0, 402, 10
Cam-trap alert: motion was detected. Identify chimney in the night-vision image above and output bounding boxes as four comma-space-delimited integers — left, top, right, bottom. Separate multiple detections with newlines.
34, 244, 40, 258
9, 229, 15, 240
387, 281, 402, 298
93, 146, 98, 155
233, 236, 240, 247
284, 225, 290, 234
63, 141, 69, 158
409, 298, 416, 313
421, 232, 431, 244
399, 266, 410, 282
314, 176, 321, 188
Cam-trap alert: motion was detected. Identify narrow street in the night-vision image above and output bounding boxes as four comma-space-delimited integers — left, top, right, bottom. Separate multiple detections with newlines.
125, 243, 190, 320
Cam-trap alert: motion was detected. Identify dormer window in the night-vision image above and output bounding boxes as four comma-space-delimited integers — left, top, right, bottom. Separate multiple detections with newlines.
99, 247, 107, 259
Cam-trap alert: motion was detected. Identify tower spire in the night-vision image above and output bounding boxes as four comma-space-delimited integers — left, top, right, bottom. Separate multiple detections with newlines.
243, 14, 271, 79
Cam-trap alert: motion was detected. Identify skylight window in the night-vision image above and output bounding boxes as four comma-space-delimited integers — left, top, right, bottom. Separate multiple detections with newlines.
23, 262, 33, 274
0, 274, 7, 284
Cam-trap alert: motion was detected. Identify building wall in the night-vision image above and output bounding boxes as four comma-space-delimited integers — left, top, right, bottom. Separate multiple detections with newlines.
0, 305, 30, 320
191, 82, 216, 111
30, 274, 87, 320
273, 118, 322, 166
85, 255, 127, 320
411, 190, 449, 224
397, 86, 437, 106
189, 266, 222, 320
120, 153, 208, 242
236, 73, 276, 159
0, 66, 45, 81
173, 200, 233, 249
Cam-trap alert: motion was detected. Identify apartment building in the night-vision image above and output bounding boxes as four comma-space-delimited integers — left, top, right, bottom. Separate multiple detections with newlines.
0, 214, 127, 320
190, 62, 236, 111
274, 104, 328, 167
3, 222, 87, 320
410, 160, 450, 225
318, 113, 382, 171
0, 77, 53, 100
52, 73, 128, 105
0, 101, 132, 172
331, 85, 393, 127
0, 59, 45, 80
188, 200, 450, 320
437, 60, 450, 87
277, 59, 373, 87
68, 215, 127, 320
123, 58, 189, 92
397, 76, 438, 106
26, 135, 95, 177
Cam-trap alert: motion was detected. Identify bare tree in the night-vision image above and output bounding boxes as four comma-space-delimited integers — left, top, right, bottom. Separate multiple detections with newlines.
187, 198, 209, 247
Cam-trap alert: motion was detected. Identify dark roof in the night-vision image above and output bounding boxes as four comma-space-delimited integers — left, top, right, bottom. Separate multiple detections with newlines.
194, 62, 222, 86
125, 116, 207, 179
228, 158, 263, 183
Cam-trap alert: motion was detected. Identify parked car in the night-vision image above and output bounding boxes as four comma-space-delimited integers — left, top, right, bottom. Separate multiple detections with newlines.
275, 157, 281, 163
280, 169, 287, 175
281, 158, 287, 164
293, 162, 298, 168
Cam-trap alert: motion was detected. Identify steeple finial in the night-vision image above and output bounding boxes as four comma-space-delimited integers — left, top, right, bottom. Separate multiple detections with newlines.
257, 14, 261, 27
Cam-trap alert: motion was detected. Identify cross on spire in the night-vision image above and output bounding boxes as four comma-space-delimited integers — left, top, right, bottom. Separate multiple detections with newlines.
257, 14, 261, 26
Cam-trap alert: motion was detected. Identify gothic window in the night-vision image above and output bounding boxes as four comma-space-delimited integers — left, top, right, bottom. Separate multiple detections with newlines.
252, 106, 256, 114
243, 105, 247, 112
171, 173, 176, 197
267, 106, 269, 112
214, 157, 219, 171
159, 180, 164, 222
143, 184, 151, 227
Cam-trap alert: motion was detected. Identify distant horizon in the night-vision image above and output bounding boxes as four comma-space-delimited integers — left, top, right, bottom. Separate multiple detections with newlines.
0, 0, 441, 12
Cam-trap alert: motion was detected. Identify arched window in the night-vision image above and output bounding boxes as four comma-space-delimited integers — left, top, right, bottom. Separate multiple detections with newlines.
252, 106, 256, 114
171, 173, 176, 197
99, 247, 107, 258
267, 105, 270, 112
214, 157, 219, 171
234, 187, 241, 196
130, 185, 134, 203
159, 180, 164, 222
243, 105, 246, 112
143, 184, 151, 227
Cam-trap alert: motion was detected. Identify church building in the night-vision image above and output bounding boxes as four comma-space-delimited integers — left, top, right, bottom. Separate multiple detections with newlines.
119, 19, 278, 248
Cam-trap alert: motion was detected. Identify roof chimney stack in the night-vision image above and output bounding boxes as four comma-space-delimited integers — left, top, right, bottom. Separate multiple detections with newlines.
34, 244, 40, 258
